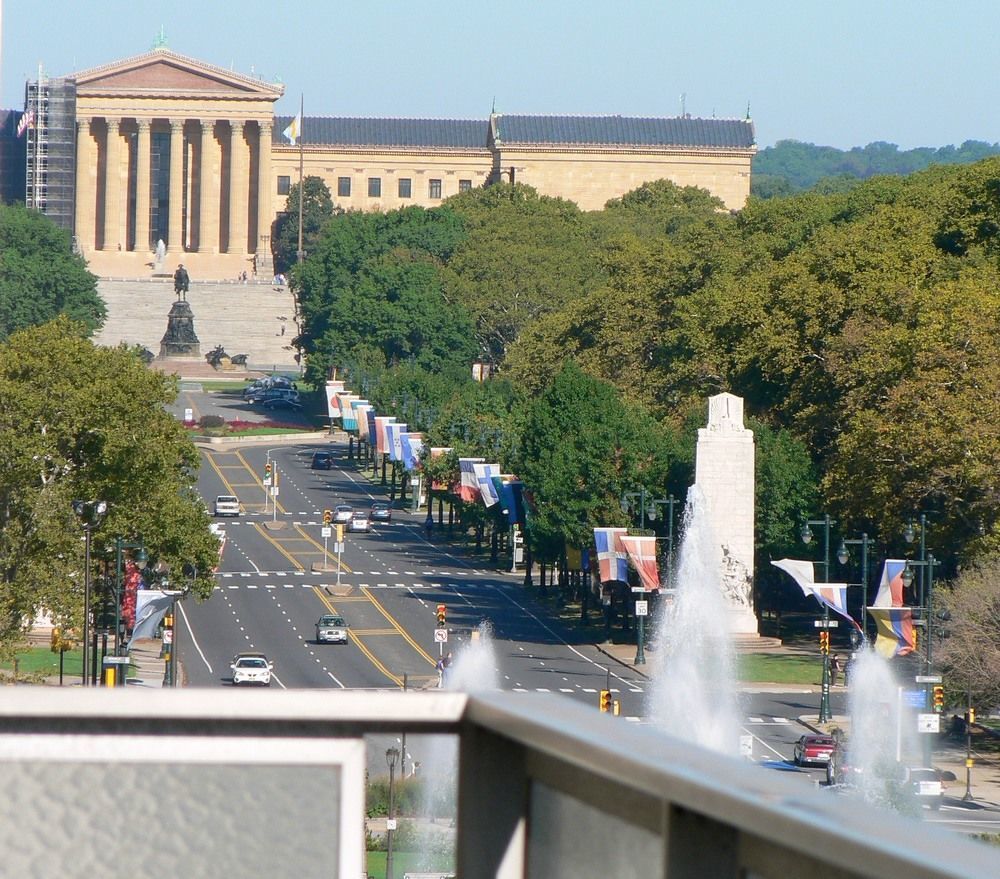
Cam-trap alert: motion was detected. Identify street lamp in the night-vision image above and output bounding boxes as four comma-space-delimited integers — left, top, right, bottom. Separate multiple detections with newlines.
802, 514, 834, 723
645, 495, 679, 589
113, 538, 147, 657
72, 499, 108, 686
836, 532, 871, 642
902, 551, 938, 767
385, 746, 400, 879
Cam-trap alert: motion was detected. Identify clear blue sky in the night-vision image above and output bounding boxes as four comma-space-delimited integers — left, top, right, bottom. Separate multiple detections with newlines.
2, 0, 998, 150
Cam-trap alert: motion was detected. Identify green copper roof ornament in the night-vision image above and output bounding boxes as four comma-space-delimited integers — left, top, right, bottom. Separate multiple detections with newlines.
153, 26, 168, 50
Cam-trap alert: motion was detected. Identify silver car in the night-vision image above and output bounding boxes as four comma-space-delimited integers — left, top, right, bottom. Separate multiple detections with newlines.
315, 614, 349, 644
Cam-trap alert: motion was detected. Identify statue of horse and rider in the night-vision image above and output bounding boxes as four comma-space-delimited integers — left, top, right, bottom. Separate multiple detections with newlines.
174, 264, 190, 301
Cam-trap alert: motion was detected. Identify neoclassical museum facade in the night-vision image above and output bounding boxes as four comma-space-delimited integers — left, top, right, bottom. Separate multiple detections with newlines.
16, 47, 756, 280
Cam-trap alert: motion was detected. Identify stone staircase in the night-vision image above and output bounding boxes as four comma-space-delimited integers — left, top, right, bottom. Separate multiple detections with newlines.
93, 279, 299, 372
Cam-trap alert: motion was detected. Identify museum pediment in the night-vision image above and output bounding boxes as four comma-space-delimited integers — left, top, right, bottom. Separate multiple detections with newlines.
73, 49, 283, 100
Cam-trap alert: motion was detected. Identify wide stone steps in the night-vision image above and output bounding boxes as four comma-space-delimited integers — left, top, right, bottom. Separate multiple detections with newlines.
93, 279, 299, 371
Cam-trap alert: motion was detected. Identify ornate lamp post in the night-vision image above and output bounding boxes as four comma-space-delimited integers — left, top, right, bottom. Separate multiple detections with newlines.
802, 514, 834, 723
837, 532, 871, 642
72, 499, 108, 686
385, 746, 400, 879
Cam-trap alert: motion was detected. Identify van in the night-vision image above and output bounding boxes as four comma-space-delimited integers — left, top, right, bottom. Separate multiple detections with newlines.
214, 495, 240, 517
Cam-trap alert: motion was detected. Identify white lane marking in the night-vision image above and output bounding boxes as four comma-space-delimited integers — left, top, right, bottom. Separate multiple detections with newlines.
742, 725, 787, 759
176, 600, 213, 675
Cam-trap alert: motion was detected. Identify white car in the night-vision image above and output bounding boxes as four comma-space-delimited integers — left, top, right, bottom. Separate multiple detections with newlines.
230, 653, 272, 686
315, 614, 349, 644
332, 504, 353, 524
214, 495, 240, 517
348, 510, 371, 533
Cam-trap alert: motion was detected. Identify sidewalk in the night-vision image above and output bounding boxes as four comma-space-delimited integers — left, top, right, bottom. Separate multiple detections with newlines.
126, 638, 166, 688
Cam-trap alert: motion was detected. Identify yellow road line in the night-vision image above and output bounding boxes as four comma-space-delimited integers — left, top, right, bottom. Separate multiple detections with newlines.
235, 449, 289, 515
313, 587, 401, 686
362, 586, 437, 667
293, 524, 352, 574
253, 523, 304, 571
350, 628, 399, 636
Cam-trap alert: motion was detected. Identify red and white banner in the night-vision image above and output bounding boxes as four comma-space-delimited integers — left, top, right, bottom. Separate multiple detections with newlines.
325, 381, 345, 419
620, 535, 660, 592
373, 416, 396, 455
16, 109, 35, 137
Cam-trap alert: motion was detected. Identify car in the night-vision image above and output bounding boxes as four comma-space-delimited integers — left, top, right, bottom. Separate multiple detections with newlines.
251, 388, 301, 407
214, 495, 240, 517
370, 501, 392, 522
311, 451, 335, 470
260, 394, 302, 410
905, 767, 944, 810
348, 510, 371, 532
332, 504, 353, 524
315, 614, 349, 644
244, 376, 295, 400
230, 653, 272, 686
793, 734, 836, 767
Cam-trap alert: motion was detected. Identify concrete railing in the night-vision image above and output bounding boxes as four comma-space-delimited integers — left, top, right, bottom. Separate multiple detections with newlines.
0, 689, 992, 879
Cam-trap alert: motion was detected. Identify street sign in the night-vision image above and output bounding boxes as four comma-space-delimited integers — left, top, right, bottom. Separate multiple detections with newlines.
334, 542, 344, 554
902, 688, 926, 709
270, 486, 279, 496
321, 526, 332, 538
386, 818, 397, 831
103, 655, 130, 665
917, 713, 941, 734
162, 629, 173, 644
263, 477, 272, 487
915, 675, 943, 684
635, 601, 649, 617
813, 619, 840, 628
434, 628, 448, 643
183, 407, 193, 423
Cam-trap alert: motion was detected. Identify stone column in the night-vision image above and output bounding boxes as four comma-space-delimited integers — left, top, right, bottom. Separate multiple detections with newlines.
198, 119, 219, 254
256, 121, 274, 272
74, 117, 94, 253
228, 120, 248, 255
134, 119, 152, 253
102, 118, 123, 251
168, 119, 185, 252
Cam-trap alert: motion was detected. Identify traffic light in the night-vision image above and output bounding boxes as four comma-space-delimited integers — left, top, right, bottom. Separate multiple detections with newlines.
912, 627, 918, 652
969, 707, 976, 724
599, 690, 612, 713
50, 627, 61, 653
819, 631, 830, 654
436, 604, 447, 628
323, 509, 332, 525
336, 524, 344, 542
932, 685, 945, 712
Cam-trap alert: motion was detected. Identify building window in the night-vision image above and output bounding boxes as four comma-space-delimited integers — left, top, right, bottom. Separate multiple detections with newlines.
338, 177, 351, 197
459, 179, 472, 192
368, 177, 381, 198
429, 179, 442, 199
277, 176, 291, 195
398, 178, 412, 198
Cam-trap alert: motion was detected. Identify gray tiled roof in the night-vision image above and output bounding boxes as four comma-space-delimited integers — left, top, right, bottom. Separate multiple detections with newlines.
493, 115, 755, 149
273, 116, 488, 149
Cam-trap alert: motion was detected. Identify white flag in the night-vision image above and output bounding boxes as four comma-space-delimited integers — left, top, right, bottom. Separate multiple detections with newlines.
283, 113, 301, 145
126, 591, 175, 646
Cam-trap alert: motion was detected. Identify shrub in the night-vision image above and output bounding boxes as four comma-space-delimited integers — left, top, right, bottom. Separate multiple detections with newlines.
198, 414, 225, 429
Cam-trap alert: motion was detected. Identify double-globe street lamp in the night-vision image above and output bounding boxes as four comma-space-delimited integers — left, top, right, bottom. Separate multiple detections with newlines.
837, 532, 872, 644
801, 514, 834, 723
72, 499, 108, 687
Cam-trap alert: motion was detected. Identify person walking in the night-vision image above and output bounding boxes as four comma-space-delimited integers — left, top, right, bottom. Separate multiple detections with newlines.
173, 264, 190, 301
831, 653, 843, 687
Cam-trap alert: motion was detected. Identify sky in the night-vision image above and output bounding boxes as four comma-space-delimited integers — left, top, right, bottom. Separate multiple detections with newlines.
2, 0, 999, 150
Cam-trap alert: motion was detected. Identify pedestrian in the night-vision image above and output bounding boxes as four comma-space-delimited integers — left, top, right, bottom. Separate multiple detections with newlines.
442, 651, 453, 687
173, 263, 190, 301
424, 511, 433, 539
435, 654, 446, 688
831, 653, 842, 687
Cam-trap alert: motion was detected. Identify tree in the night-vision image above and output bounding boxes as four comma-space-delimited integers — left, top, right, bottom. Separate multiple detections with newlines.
271, 176, 338, 274
0, 204, 104, 340
0, 318, 219, 655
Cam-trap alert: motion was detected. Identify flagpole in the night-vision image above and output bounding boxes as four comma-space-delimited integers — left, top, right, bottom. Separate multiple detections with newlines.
296, 93, 304, 264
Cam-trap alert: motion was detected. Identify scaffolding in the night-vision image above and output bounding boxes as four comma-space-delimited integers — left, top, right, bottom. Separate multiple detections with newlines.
24, 73, 77, 234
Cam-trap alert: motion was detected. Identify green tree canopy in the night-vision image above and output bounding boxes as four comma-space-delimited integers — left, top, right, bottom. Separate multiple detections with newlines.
271, 175, 338, 274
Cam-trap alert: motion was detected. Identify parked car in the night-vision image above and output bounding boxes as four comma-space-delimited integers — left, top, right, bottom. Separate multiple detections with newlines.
230, 653, 272, 686
260, 393, 302, 410
315, 614, 349, 644
311, 451, 335, 470
214, 495, 240, 517
250, 388, 301, 407
349, 510, 371, 533
370, 501, 392, 522
244, 376, 295, 400
793, 734, 837, 767
332, 504, 353, 524
905, 767, 944, 810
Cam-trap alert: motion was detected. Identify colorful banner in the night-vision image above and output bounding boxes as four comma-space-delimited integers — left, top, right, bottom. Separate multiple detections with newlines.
770, 559, 860, 629
339, 394, 360, 430
473, 462, 501, 506
594, 528, 629, 584
621, 535, 660, 591
374, 416, 396, 455
365, 409, 377, 443
400, 432, 424, 471
492, 475, 517, 524
324, 380, 345, 419
868, 607, 915, 658
458, 457, 485, 502
873, 559, 907, 608
386, 423, 408, 462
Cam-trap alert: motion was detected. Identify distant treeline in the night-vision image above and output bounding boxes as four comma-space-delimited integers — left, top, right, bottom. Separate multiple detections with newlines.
751, 139, 1000, 197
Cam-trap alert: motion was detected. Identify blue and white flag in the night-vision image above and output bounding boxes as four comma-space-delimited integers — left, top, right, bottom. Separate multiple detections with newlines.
400, 432, 424, 471
594, 528, 629, 584
473, 463, 501, 506
386, 423, 407, 462
126, 591, 175, 646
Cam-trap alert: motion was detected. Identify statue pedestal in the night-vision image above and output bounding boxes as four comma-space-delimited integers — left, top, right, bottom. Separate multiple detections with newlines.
159, 300, 201, 358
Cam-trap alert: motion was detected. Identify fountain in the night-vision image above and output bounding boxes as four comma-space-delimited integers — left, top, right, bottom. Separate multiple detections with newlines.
647, 487, 742, 755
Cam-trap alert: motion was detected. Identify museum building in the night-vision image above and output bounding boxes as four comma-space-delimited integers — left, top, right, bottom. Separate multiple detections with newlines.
14, 47, 756, 280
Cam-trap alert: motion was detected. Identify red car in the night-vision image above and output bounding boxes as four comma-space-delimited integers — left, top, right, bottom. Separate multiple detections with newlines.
793, 734, 837, 767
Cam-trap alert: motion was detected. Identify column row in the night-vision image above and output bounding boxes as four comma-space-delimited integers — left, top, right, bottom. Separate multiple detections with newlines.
74, 116, 273, 260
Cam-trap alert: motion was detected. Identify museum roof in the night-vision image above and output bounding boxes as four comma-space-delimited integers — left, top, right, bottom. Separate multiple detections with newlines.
492, 114, 756, 149
273, 116, 488, 149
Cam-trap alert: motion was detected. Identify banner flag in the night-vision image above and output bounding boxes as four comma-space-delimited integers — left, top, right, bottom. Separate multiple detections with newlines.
386, 423, 407, 461
770, 559, 861, 629
868, 607, 915, 658
126, 591, 175, 646
400, 432, 424, 471
874, 559, 907, 608
324, 381, 345, 419
349, 399, 369, 435
283, 112, 301, 145
374, 416, 396, 455
458, 458, 485, 502
17, 108, 35, 137
473, 463, 501, 506
492, 475, 516, 523
510, 480, 530, 526
338, 394, 359, 430
621, 535, 660, 591
594, 528, 629, 584
364, 409, 377, 442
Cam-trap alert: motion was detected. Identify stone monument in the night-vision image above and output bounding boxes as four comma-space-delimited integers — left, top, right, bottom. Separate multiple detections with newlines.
695, 392, 758, 635
159, 300, 201, 359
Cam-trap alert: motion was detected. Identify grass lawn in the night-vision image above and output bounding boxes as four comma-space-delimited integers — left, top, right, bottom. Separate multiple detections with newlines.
0, 645, 84, 678
737, 653, 822, 685
365, 851, 452, 879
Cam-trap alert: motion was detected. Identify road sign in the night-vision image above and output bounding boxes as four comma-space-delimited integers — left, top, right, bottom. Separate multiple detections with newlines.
334, 542, 344, 554
162, 629, 173, 644
434, 628, 448, 643
635, 600, 649, 617
902, 688, 926, 709
386, 818, 397, 831
813, 619, 840, 628
183, 408, 193, 422
270, 485, 279, 496
321, 526, 332, 538
917, 713, 941, 734
103, 655, 130, 665
915, 675, 943, 683
263, 477, 272, 487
